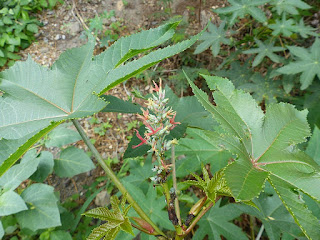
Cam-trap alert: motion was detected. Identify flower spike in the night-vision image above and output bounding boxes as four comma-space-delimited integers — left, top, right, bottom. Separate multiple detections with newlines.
151, 81, 160, 92
132, 79, 180, 183
138, 109, 150, 122
145, 122, 162, 136
151, 78, 162, 92
169, 113, 181, 130
132, 129, 149, 149
142, 109, 150, 120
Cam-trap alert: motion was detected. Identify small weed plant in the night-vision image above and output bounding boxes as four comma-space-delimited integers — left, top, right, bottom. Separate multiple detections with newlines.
87, 10, 126, 48
0, 1, 320, 240
0, 0, 61, 67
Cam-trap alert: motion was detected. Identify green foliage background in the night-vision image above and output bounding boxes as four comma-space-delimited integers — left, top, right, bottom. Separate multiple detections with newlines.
1, 0, 320, 239
0, 0, 61, 67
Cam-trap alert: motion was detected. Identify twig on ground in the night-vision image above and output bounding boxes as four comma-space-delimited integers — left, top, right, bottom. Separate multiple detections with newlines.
68, 0, 101, 43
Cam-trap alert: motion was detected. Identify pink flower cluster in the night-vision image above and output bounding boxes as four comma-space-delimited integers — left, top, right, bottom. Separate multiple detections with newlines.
133, 80, 180, 150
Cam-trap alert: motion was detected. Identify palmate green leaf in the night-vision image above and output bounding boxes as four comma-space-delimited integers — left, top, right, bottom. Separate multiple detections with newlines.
193, 199, 248, 240
91, 24, 203, 94
100, 95, 143, 114
278, 38, 320, 90
175, 128, 231, 177
306, 126, 320, 165
0, 37, 106, 140
295, 18, 319, 39
303, 83, 320, 128
238, 72, 284, 104
270, 0, 311, 15
87, 223, 120, 240
187, 167, 232, 202
187, 74, 320, 239
54, 146, 95, 178
269, 175, 320, 239
15, 183, 61, 231
165, 86, 216, 130
0, 121, 60, 177
123, 182, 173, 230
168, 67, 210, 93
235, 192, 304, 240
121, 156, 153, 190
194, 21, 231, 56
268, 15, 296, 37
83, 195, 133, 240
224, 158, 269, 201
0, 22, 178, 140
0, 23, 177, 139
215, 60, 254, 87
124, 125, 151, 159
84, 207, 123, 224
243, 39, 285, 67
187, 74, 265, 161
0, 22, 201, 176
214, 0, 269, 26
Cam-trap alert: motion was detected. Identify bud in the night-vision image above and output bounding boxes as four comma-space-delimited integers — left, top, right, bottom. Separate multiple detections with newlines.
189, 197, 206, 216
171, 139, 178, 145
132, 217, 155, 234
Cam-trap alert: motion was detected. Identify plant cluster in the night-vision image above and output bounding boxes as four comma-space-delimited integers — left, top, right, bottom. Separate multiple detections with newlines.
0, 1, 320, 240
153, 0, 319, 118
87, 10, 126, 48
191, 0, 320, 128
0, 123, 95, 239
0, 0, 60, 67
0, 21, 201, 239
205, 0, 319, 89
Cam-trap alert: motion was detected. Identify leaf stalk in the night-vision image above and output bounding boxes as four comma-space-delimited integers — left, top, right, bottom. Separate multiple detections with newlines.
171, 144, 181, 226
181, 201, 214, 237
72, 119, 166, 237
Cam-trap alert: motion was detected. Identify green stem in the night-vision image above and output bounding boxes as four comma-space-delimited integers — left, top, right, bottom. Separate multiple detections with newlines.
181, 201, 214, 237
72, 119, 166, 237
162, 181, 183, 238
250, 215, 255, 239
175, 235, 184, 240
171, 145, 181, 226
162, 182, 171, 209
